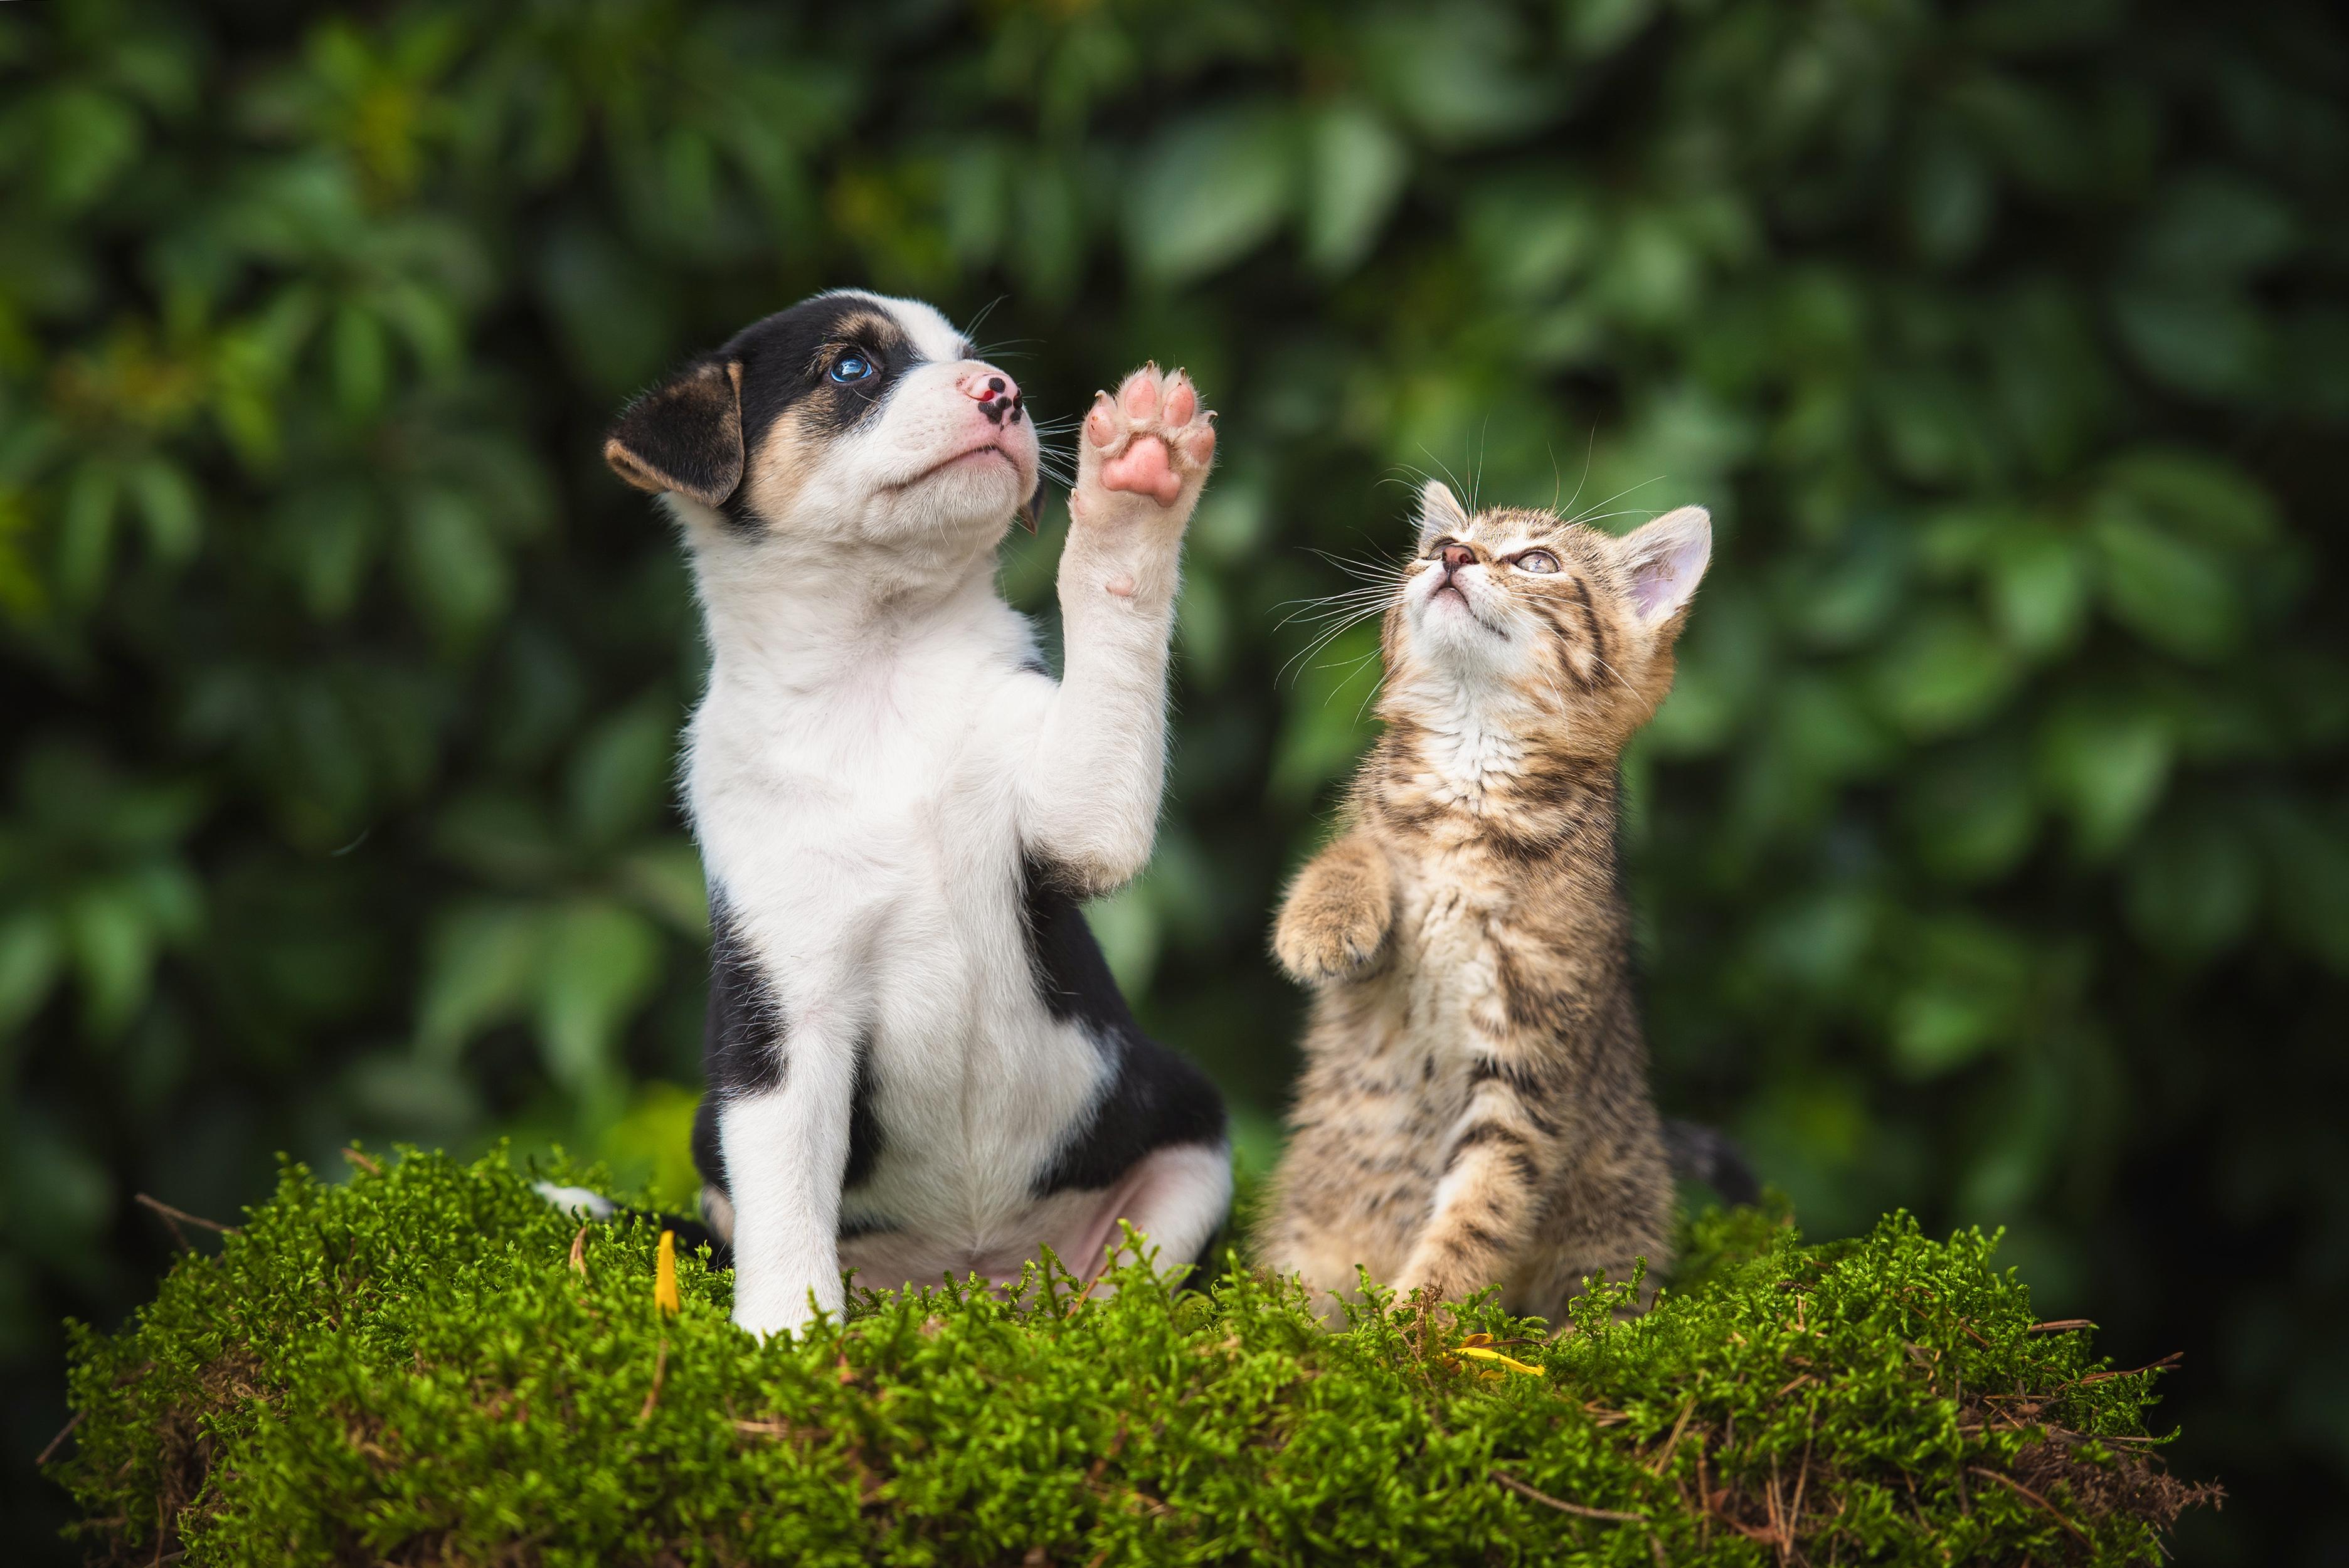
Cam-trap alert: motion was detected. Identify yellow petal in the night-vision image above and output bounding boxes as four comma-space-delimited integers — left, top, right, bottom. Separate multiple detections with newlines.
1456, 1345, 1542, 1375
654, 1229, 680, 1316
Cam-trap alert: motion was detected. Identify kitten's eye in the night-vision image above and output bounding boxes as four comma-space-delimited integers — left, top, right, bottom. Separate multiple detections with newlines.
829, 354, 874, 383
1513, 550, 1561, 574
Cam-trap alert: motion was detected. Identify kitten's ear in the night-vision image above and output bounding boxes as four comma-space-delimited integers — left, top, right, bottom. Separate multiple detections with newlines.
603, 358, 746, 507
1618, 506, 1712, 630
1414, 480, 1471, 548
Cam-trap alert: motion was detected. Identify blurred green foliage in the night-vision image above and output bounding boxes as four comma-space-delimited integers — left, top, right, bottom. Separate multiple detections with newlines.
2, 0, 2343, 1559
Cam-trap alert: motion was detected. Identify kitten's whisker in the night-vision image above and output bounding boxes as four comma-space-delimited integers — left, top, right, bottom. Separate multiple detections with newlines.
1557, 428, 1596, 519
1564, 476, 1665, 529
1275, 594, 1399, 630
1280, 607, 1387, 686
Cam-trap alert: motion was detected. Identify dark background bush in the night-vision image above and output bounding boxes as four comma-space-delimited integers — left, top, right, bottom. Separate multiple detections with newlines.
3, 0, 2341, 1559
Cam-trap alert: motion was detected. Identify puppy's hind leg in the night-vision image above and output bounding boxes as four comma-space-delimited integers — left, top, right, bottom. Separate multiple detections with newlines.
1069, 1141, 1234, 1288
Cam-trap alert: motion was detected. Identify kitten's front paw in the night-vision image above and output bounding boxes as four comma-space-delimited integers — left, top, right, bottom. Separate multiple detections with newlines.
1071, 364, 1216, 530
1273, 887, 1391, 984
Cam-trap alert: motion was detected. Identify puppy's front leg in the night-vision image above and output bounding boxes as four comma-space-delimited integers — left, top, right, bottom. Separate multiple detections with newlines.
1017, 365, 1215, 891
719, 1035, 856, 1337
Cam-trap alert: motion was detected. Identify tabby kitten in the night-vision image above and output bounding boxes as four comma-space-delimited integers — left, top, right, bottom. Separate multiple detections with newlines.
1254, 480, 1710, 1323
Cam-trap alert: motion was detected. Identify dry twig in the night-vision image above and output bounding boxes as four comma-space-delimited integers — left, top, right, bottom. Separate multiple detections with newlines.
1970, 1466, 2089, 1543
1492, 1468, 1646, 1523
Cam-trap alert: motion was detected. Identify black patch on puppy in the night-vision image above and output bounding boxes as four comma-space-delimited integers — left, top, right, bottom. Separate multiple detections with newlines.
704, 895, 787, 1098
729, 296, 919, 447
843, 1029, 884, 1191
1017, 856, 1228, 1196
691, 892, 787, 1205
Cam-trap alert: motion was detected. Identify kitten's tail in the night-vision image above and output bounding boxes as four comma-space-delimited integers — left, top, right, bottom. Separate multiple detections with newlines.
1661, 1120, 1761, 1208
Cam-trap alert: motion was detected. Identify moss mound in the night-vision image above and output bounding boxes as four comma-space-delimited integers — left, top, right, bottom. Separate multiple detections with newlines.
51, 1149, 2214, 1565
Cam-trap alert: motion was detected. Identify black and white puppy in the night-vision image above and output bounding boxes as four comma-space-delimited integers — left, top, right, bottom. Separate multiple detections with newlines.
603, 291, 1229, 1337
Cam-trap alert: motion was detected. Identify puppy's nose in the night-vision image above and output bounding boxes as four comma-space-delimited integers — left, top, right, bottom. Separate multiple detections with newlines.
1441, 544, 1477, 571
958, 369, 1024, 426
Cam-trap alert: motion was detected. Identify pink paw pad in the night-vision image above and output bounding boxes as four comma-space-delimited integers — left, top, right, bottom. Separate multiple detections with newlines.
1101, 435, 1180, 504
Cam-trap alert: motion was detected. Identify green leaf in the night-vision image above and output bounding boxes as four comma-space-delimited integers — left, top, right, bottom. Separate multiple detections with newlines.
1358, 3, 1561, 147
127, 456, 201, 567
2101, 450, 2278, 548
535, 900, 661, 1097
618, 845, 708, 938
1564, 0, 1658, 57
275, 479, 381, 622
330, 301, 390, 421
2091, 500, 2239, 661
0, 912, 63, 1037
41, 87, 142, 211
1906, 127, 1993, 267
54, 460, 121, 607
566, 699, 677, 850
1010, 158, 1083, 301
1301, 102, 1409, 276
1465, 179, 1598, 303
64, 884, 156, 1039
1907, 744, 2038, 884
2111, 282, 2270, 401
1985, 524, 2086, 657
2037, 702, 2174, 857
2137, 172, 2296, 281
415, 904, 544, 1061
1872, 610, 2020, 738
1889, 918, 2034, 1079
398, 489, 509, 647
1125, 107, 1298, 287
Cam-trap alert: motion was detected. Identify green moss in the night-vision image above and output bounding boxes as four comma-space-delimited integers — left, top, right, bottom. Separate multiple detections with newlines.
52, 1149, 2212, 1565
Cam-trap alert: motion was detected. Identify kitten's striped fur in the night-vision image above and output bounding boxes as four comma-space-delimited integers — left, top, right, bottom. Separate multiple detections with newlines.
1256, 480, 1711, 1323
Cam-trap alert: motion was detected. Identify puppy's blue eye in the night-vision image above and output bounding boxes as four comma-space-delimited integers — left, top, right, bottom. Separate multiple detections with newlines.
1514, 550, 1561, 574
830, 355, 874, 383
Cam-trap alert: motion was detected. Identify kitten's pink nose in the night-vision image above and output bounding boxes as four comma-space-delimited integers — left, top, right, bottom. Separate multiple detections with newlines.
1440, 544, 1477, 571
958, 369, 1024, 426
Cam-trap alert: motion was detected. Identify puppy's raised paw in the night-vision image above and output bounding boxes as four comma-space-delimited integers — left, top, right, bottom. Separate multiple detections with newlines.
1072, 364, 1215, 529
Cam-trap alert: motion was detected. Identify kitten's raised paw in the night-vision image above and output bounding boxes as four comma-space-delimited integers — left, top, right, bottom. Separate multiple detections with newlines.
1273, 890, 1391, 984
1072, 364, 1215, 525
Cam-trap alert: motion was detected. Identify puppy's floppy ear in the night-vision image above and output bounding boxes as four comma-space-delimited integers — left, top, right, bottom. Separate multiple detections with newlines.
1617, 506, 1712, 632
603, 358, 745, 507
1414, 480, 1471, 549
